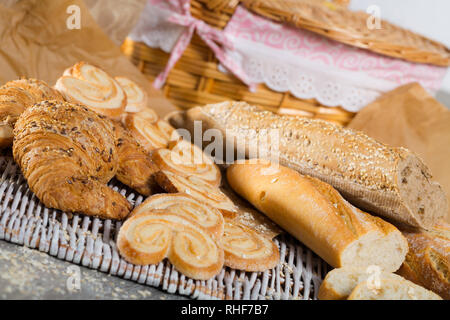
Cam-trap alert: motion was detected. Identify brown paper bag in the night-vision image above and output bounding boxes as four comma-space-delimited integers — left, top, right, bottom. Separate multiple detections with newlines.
0, 0, 176, 117
348, 83, 450, 222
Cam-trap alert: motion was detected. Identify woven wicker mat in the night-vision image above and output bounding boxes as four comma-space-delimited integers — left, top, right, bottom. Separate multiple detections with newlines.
0, 156, 329, 300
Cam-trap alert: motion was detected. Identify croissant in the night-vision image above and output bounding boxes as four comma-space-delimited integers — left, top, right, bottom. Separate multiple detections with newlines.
55, 62, 126, 120
13, 100, 131, 220
0, 79, 63, 148
112, 121, 160, 196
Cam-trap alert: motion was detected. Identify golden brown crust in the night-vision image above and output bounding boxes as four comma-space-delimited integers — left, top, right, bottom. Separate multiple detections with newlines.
155, 170, 237, 216
13, 100, 131, 220
397, 221, 450, 299
152, 140, 221, 187
55, 62, 126, 120
130, 193, 224, 239
226, 160, 408, 271
0, 79, 64, 148
173, 101, 446, 229
112, 121, 160, 196
117, 210, 224, 280
222, 217, 279, 272
123, 109, 176, 152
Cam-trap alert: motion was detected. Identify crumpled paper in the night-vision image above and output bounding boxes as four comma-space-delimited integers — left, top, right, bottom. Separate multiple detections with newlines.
0, 0, 176, 117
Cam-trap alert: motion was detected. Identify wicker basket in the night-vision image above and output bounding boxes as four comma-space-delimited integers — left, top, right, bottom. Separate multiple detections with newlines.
121, 0, 357, 125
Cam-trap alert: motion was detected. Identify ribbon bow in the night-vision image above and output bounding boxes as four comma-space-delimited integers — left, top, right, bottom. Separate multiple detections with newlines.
153, 0, 255, 90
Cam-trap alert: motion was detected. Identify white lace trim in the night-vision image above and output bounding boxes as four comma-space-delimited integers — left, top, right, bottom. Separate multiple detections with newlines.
128, 1, 185, 53
128, 3, 399, 112
221, 39, 399, 112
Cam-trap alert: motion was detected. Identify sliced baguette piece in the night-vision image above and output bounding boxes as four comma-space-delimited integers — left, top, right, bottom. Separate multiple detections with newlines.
226, 160, 408, 271
170, 101, 447, 229
319, 267, 406, 300
348, 278, 442, 300
397, 221, 450, 299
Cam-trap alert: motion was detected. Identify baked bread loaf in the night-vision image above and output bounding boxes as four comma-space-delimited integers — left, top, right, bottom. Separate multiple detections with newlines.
152, 140, 221, 187
397, 221, 449, 299
130, 193, 224, 239
348, 278, 442, 300
117, 210, 224, 280
319, 266, 406, 300
112, 121, 160, 196
227, 160, 408, 271
55, 62, 126, 120
115, 76, 148, 113
156, 170, 238, 217
0, 79, 63, 148
171, 101, 447, 229
123, 109, 177, 152
13, 100, 131, 220
222, 217, 279, 272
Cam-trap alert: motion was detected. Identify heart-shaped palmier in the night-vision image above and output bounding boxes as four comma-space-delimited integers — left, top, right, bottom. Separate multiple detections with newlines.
131, 193, 224, 239
117, 210, 224, 280
222, 217, 279, 272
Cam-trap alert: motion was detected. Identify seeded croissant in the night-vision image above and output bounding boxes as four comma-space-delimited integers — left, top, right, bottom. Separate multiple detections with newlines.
0, 78, 63, 148
13, 100, 131, 220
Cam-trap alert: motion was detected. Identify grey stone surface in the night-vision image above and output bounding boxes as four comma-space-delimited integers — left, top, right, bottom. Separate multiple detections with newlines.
0, 240, 187, 300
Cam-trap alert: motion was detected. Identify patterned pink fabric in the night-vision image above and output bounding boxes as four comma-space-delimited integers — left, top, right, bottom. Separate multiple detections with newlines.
151, 0, 255, 90
224, 6, 447, 92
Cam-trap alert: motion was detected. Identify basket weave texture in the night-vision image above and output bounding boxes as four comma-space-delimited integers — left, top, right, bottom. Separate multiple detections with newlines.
121, 0, 356, 126
242, 0, 450, 66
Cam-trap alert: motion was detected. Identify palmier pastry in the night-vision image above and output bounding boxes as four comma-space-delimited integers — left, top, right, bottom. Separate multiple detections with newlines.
112, 122, 160, 196
55, 62, 126, 120
222, 218, 279, 272
0, 79, 63, 148
131, 193, 224, 239
13, 100, 131, 220
155, 170, 237, 216
117, 210, 224, 280
152, 140, 221, 187
123, 109, 177, 152
115, 76, 148, 113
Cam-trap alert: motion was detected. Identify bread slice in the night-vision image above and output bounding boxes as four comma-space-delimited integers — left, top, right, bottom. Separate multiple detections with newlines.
170, 101, 447, 229
319, 267, 405, 300
227, 160, 408, 271
348, 278, 442, 300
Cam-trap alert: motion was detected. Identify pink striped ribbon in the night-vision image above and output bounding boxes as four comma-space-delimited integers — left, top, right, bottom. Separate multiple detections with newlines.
152, 0, 256, 91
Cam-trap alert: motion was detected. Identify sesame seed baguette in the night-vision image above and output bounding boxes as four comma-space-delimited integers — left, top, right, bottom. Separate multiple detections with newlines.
226, 160, 408, 272
169, 101, 447, 229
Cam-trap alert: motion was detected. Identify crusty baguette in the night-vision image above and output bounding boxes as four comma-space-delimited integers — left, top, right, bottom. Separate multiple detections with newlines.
348, 278, 442, 300
319, 267, 406, 300
226, 160, 408, 272
397, 221, 450, 299
170, 101, 447, 229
